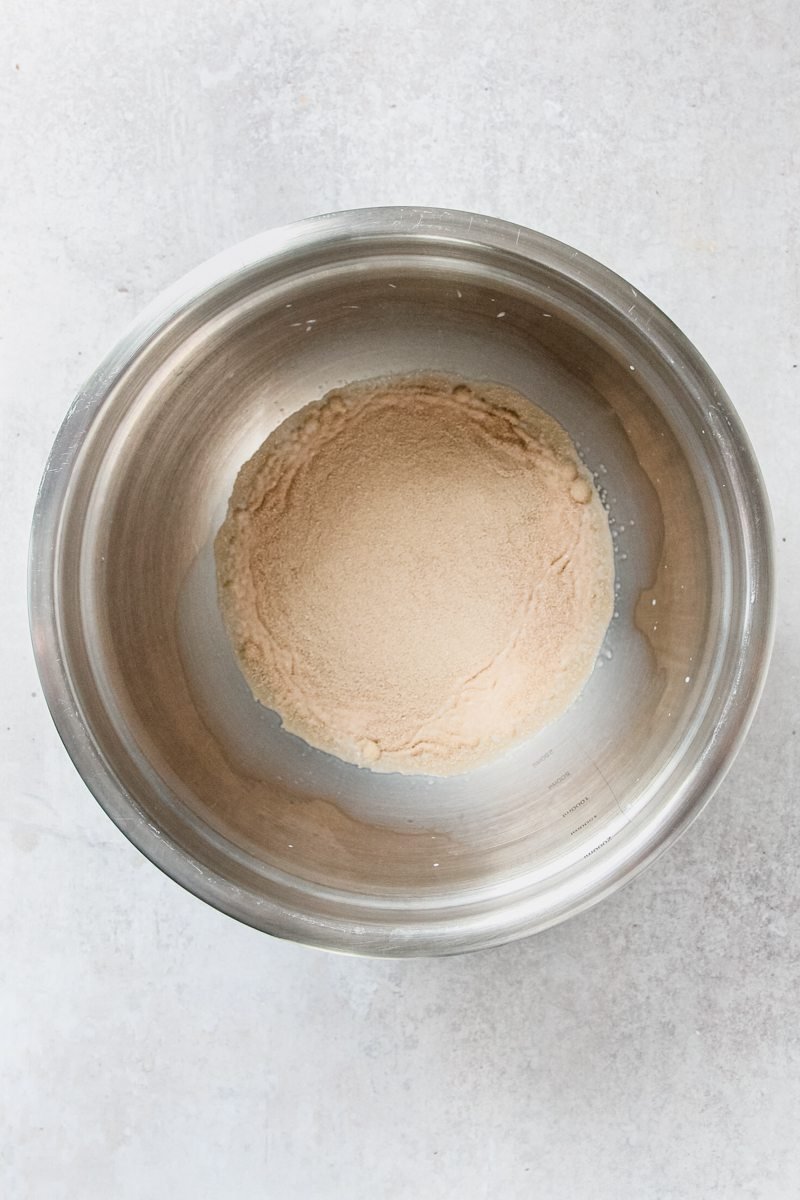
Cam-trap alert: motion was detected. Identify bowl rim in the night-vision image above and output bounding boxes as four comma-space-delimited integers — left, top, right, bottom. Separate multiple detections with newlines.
28, 205, 776, 956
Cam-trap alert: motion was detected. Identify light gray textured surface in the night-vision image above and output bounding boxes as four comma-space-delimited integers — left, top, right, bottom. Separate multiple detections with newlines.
2, 2, 799, 1197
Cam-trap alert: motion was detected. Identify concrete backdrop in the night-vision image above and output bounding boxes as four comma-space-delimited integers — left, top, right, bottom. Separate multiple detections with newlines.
2, 2, 798, 1196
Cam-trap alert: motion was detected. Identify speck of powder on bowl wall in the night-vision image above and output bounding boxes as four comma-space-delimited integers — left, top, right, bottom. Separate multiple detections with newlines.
214, 374, 614, 775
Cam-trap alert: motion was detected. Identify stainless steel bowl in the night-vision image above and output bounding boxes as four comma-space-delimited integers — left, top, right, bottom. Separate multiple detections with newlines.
29, 207, 774, 955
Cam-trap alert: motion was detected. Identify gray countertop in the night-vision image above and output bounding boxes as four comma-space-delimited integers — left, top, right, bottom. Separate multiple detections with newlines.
2, 2, 798, 1197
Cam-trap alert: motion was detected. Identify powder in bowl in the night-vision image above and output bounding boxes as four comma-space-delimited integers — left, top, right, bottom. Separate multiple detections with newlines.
214, 374, 614, 775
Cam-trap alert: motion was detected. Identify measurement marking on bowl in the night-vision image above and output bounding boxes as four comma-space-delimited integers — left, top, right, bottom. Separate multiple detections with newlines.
548, 771, 571, 790
562, 796, 588, 818
584, 836, 614, 858
571, 814, 599, 836
530, 748, 554, 769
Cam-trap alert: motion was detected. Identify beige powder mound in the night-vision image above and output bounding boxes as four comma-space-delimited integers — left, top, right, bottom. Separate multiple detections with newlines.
215, 374, 614, 776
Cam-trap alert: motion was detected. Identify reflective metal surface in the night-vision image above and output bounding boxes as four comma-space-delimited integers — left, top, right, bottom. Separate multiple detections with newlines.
29, 208, 774, 955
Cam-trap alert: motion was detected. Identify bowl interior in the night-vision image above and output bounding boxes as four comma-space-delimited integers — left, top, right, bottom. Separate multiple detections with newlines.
47, 221, 755, 951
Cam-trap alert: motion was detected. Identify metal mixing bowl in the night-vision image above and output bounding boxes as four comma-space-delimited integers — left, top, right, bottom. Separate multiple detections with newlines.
29, 207, 774, 955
